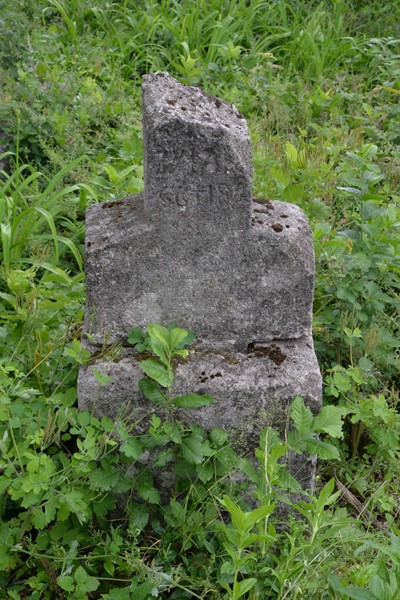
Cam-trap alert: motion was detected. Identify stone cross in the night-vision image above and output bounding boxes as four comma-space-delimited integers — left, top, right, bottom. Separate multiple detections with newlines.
78, 73, 322, 488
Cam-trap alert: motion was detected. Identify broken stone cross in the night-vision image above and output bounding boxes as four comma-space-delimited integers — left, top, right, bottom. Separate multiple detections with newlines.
78, 72, 322, 488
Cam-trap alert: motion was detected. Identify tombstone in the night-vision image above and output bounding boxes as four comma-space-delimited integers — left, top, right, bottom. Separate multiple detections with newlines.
78, 73, 322, 489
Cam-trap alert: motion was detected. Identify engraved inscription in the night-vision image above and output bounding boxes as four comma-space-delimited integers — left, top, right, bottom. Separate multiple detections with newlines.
156, 185, 213, 212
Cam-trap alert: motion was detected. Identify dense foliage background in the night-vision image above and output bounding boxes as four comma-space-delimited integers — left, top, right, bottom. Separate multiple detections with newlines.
0, 1, 399, 598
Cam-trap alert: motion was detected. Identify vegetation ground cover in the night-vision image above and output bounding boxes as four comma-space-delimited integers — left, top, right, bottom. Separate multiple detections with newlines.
0, 0, 399, 598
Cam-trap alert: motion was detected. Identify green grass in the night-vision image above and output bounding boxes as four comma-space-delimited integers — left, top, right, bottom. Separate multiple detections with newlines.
0, 0, 399, 598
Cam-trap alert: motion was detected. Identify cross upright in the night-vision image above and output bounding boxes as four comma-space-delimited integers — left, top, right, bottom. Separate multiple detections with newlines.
84, 72, 315, 353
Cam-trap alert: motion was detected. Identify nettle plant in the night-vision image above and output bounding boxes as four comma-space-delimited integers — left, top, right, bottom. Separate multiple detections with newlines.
128, 323, 214, 419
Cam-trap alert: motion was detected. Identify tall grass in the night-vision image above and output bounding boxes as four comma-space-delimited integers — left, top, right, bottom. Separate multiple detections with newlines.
0, 152, 86, 275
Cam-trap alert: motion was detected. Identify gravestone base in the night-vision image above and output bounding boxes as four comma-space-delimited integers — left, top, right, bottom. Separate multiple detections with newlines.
79, 333, 321, 490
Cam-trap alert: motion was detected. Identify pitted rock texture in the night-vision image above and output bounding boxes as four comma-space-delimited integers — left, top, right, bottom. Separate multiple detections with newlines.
79, 335, 321, 488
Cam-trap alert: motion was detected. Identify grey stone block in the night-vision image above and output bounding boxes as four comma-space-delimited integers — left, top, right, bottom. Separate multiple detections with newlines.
83, 193, 314, 352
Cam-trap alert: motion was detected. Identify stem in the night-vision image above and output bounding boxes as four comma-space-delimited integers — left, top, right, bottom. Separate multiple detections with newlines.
349, 335, 353, 367
95, 577, 131, 582
260, 431, 271, 557
7, 406, 24, 472
351, 422, 364, 461
15, 109, 20, 196
232, 543, 244, 600
232, 563, 240, 600
167, 386, 174, 423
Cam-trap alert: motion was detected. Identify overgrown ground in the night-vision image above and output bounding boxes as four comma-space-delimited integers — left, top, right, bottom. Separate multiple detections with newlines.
0, 1, 399, 598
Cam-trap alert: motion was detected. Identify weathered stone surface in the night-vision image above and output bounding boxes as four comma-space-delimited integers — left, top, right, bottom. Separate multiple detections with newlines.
79, 337, 320, 487
83, 193, 314, 352
79, 73, 322, 487
143, 72, 252, 229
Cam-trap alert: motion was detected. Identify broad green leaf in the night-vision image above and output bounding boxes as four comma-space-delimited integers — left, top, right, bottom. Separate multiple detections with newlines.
77, 411, 91, 426
129, 502, 149, 532
176, 327, 195, 348
120, 437, 143, 459
315, 479, 339, 508
169, 327, 189, 351
173, 393, 213, 408
282, 182, 305, 203
139, 486, 160, 505
155, 448, 175, 467
220, 560, 236, 576
333, 588, 374, 600
52, 387, 76, 409
268, 443, 288, 463
130, 582, 157, 600
287, 429, 308, 451
44, 489, 59, 524
242, 503, 275, 530
0, 477, 10, 494
64, 339, 91, 365
260, 426, 285, 452
0, 292, 18, 309
181, 435, 204, 465
210, 428, 228, 446
337, 186, 362, 196
216, 446, 237, 470
59, 490, 88, 522
369, 575, 389, 599
328, 574, 373, 599
233, 577, 257, 599
137, 471, 160, 505
196, 461, 214, 483
127, 326, 145, 347
291, 396, 314, 435
361, 200, 383, 221
173, 348, 189, 357
147, 323, 170, 349
140, 359, 174, 387
270, 165, 290, 185
243, 532, 268, 546
88, 468, 121, 491
304, 438, 340, 460
333, 371, 352, 392
285, 141, 298, 163
219, 495, 247, 531
74, 566, 99, 594
32, 507, 48, 530
313, 405, 347, 438
170, 498, 185, 524
149, 336, 168, 364
139, 377, 165, 403
57, 575, 75, 592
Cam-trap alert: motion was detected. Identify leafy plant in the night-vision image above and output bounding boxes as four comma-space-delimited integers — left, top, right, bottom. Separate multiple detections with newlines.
129, 322, 212, 420
216, 495, 273, 599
